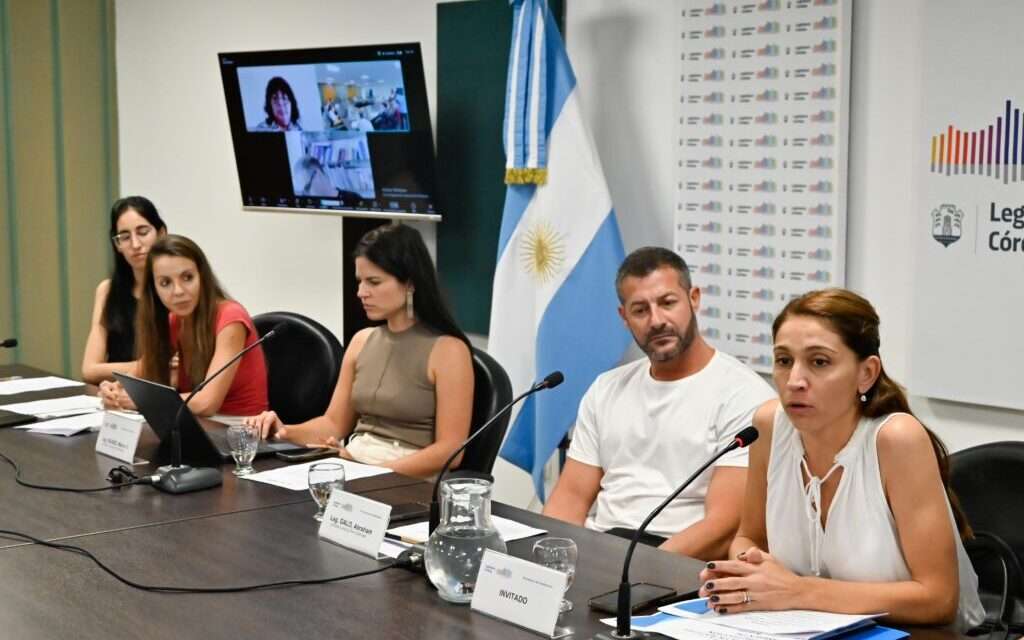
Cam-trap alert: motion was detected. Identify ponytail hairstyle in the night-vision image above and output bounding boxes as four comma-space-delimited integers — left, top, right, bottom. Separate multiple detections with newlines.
771, 288, 972, 539
103, 196, 166, 361
136, 235, 229, 388
353, 223, 470, 349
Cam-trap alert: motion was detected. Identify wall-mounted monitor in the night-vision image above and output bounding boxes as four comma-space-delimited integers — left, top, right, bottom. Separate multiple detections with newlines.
218, 43, 440, 220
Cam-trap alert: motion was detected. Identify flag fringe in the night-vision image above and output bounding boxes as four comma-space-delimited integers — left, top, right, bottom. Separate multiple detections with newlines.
505, 167, 548, 185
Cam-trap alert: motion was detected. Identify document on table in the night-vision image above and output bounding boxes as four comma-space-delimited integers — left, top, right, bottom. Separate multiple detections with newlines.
241, 458, 391, 490
14, 412, 105, 436
387, 515, 547, 545
659, 598, 883, 636
210, 414, 247, 426
0, 376, 84, 395
0, 394, 102, 418
378, 538, 413, 559
604, 611, 905, 640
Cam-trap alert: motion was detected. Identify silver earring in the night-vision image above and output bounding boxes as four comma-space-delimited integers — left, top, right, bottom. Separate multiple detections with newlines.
406, 289, 414, 319
859, 393, 867, 403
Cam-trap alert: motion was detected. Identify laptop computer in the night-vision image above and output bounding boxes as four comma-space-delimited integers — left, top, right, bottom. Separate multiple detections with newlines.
113, 373, 301, 466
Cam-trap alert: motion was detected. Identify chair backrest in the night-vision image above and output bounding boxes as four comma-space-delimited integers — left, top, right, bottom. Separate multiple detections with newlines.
252, 311, 344, 424
458, 347, 513, 475
950, 441, 1024, 604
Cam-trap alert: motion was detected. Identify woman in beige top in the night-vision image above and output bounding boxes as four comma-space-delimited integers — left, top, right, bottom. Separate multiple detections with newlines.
245, 223, 474, 479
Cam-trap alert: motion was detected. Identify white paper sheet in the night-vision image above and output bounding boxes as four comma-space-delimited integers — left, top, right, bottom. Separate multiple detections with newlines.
0, 376, 85, 395
604, 614, 774, 640
240, 458, 391, 491
210, 414, 247, 426
0, 395, 102, 418
14, 412, 105, 436
387, 515, 547, 545
379, 538, 413, 559
659, 598, 883, 637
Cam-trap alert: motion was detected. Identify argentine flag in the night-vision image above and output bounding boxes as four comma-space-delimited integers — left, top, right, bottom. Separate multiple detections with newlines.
490, 0, 630, 501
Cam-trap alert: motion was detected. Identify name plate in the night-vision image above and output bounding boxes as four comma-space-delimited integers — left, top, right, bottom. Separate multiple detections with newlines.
318, 490, 392, 558
472, 549, 567, 637
95, 411, 145, 464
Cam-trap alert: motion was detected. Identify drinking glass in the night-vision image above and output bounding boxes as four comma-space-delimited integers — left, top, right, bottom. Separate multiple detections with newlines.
226, 424, 258, 476
308, 461, 345, 522
532, 537, 578, 613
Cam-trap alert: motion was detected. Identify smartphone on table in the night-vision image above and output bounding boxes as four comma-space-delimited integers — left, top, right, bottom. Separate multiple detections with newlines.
588, 583, 678, 615
388, 502, 431, 525
275, 447, 337, 463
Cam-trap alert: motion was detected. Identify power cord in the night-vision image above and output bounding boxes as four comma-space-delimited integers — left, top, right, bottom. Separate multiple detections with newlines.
0, 451, 156, 492
0, 528, 398, 593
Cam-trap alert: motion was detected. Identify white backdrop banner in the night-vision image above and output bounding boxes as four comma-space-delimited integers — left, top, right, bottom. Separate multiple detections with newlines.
673, 0, 851, 372
909, 0, 1024, 410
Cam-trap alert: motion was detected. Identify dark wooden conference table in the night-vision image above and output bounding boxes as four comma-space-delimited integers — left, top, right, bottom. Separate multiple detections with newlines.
0, 365, 961, 639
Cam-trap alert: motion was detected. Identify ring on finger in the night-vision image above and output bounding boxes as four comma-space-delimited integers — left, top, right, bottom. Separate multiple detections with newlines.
742, 591, 751, 605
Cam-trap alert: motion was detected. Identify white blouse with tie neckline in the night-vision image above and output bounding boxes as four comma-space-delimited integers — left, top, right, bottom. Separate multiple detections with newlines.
765, 407, 985, 631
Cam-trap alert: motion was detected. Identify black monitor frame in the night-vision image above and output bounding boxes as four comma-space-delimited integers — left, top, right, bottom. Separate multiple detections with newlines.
218, 43, 441, 221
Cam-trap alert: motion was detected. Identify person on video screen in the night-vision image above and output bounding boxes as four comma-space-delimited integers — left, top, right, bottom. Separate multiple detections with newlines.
253, 76, 303, 132
293, 155, 360, 207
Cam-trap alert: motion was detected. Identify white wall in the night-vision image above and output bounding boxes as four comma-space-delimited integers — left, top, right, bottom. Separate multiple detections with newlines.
565, 0, 1023, 455
116, 0, 439, 342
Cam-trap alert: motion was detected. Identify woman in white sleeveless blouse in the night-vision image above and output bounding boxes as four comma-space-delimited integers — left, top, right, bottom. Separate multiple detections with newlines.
699, 289, 984, 631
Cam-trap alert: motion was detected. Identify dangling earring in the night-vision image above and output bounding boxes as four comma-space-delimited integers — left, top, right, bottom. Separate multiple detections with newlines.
406, 289, 414, 319
859, 392, 867, 403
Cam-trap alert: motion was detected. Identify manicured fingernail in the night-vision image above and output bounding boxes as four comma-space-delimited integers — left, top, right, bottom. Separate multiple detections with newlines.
710, 595, 719, 603
706, 562, 716, 570
718, 608, 728, 614
705, 582, 714, 590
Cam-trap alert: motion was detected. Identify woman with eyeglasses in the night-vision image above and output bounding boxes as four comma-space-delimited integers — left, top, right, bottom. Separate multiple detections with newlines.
81, 196, 167, 383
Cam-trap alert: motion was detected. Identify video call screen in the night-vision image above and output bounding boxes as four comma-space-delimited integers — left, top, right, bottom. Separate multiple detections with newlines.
218, 43, 440, 218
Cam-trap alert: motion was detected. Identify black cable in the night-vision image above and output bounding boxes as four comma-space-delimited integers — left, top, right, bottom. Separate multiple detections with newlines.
0, 528, 398, 593
0, 451, 151, 492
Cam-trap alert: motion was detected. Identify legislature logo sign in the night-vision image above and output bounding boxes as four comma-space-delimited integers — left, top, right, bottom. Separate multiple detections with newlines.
930, 204, 963, 247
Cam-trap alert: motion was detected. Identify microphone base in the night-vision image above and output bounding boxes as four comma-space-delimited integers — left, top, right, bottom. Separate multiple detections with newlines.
153, 465, 222, 494
591, 632, 650, 640
395, 544, 426, 575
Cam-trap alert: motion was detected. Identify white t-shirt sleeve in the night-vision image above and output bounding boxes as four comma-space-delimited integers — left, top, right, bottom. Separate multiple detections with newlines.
566, 380, 602, 468
714, 374, 775, 467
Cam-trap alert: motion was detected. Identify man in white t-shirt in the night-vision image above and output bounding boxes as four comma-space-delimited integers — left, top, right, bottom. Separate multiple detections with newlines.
543, 247, 774, 560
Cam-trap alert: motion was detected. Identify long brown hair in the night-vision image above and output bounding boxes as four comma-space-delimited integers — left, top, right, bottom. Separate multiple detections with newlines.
772, 288, 972, 539
136, 235, 229, 389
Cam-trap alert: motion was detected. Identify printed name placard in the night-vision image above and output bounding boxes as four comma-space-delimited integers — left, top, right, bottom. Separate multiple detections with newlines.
318, 490, 392, 558
472, 549, 567, 637
95, 411, 146, 464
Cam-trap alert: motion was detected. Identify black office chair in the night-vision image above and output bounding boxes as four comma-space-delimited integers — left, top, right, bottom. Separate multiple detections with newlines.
950, 442, 1024, 637
456, 347, 513, 475
252, 311, 344, 424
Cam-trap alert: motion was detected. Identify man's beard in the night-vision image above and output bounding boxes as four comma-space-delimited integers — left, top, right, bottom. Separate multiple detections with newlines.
638, 316, 698, 363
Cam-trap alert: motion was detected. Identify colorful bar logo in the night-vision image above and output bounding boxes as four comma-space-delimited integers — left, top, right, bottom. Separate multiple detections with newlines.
930, 99, 1023, 183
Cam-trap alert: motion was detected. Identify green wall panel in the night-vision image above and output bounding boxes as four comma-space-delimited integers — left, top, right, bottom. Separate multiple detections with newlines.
0, 0, 117, 375
435, 0, 564, 336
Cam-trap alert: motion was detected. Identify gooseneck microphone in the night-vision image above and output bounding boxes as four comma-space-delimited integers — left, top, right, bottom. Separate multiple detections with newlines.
153, 322, 285, 494
596, 426, 759, 640
1, 338, 17, 348
427, 370, 564, 534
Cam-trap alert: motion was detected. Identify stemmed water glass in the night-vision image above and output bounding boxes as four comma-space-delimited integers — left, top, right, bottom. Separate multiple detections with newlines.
308, 461, 345, 522
532, 537, 578, 613
226, 424, 259, 476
